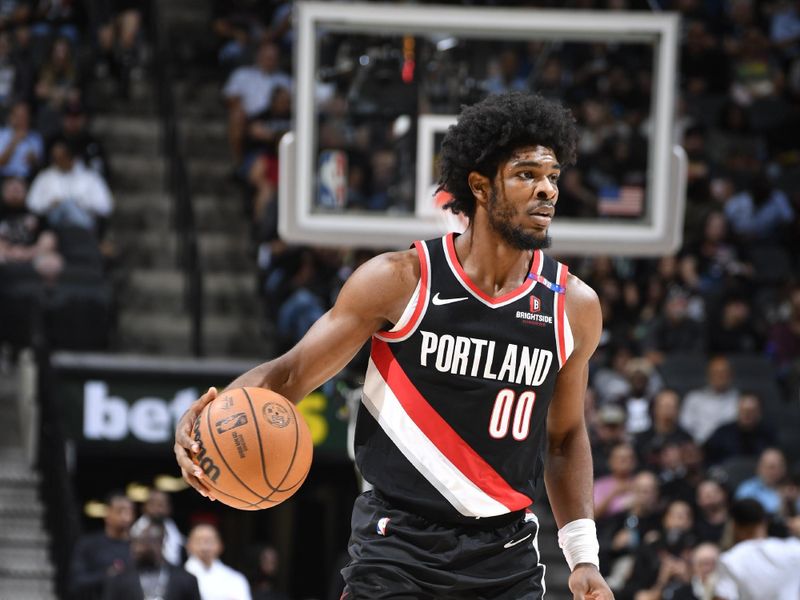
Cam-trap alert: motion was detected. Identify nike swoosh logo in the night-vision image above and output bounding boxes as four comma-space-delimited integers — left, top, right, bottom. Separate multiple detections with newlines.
431, 292, 468, 306
503, 533, 532, 549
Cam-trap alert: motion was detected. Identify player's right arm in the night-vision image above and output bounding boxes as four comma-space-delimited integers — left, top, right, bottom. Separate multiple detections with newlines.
174, 248, 420, 498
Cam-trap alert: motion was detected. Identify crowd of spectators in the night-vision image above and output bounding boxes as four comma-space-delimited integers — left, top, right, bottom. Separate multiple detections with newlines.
0, 0, 146, 354
209, 1, 800, 597
68, 487, 290, 600
212, 0, 799, 365
588, 357, 800, 598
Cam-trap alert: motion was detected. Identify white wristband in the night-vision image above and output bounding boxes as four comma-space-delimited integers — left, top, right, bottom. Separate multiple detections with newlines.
557, 518, 600, 571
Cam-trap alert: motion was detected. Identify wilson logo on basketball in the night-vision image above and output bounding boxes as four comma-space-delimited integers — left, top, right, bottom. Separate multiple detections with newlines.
215, 412, 248, 434
263, 402, 292, 428
221, 395, 235, 410
192, 417, 221, 483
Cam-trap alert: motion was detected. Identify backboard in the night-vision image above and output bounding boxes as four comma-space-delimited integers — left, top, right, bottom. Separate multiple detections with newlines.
279, 2, 685, 256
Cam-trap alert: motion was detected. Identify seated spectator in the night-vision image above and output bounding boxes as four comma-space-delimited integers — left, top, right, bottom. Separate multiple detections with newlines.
29, 0, 86, 44
689, 211, 753, 296
0, 32, 24, 113
0, 175, 62, 282
556, 168, 597, 218
694, 479, 730, 544
264, 1, 292, 56
649, 256, 704, 321
590, 402, 630, 478
103, 520, 200, 600
0, 1, 31, 36
714, 499, 800, 600
483, 48, 528, 94
707, 296, 761, 354
69, 491, 134, 600
735, 447, 788, 515
599, 471, 662, 591
244, 84, 291, 223
34, 36, 81, 138
643, 288, 706, 361
593, 344, 662, 405
95, 0, 144, 96
619, 499, 696, 600
679, 355, 739, 444
11, 25, 36, 101
250, 545, 290, 600
59, 100, 111, 179
223, 41, 291, 161
724, 172, 794, 241
669, 542, 720, 600
594, 442, 638, 521
27, 138, 113, 235
592, 343, 634, 404
131, 489, 185, 567
769, 0, 800, 60
704, 392, 777, 466
729, 27, 787, 111
778, 469, 800, 523
185, 523, 252, 600
681, 20, 729, 95
707, 103, 766, 176
0, 101, 44, 179
620, 358, 660, 435
264, 246, 335, 351
767, 285, 800, 374
655, 441, 697, 505
212, 0, 267, 68
634, 389, 692, 470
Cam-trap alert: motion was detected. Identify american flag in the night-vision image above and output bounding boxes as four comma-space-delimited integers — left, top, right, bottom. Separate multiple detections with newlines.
597, 186, 645, 217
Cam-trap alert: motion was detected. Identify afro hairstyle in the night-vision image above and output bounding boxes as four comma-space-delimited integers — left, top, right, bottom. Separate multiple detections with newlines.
436, 91, 578, 220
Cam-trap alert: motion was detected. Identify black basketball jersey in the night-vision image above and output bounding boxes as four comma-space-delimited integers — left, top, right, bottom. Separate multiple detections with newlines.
355, 233, 574, 524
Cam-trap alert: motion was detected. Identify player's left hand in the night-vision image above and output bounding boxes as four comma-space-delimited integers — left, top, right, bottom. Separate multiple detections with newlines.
568, 563, 615, 599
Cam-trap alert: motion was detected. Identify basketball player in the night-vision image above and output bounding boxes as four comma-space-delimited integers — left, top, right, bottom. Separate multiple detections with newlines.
175, 91, 614, 599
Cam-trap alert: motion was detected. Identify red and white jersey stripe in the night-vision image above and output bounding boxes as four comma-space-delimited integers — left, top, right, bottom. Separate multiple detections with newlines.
355, 234, 573, 523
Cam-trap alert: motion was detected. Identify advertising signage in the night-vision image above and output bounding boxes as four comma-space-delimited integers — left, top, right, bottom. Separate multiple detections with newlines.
51, 353, 349, 459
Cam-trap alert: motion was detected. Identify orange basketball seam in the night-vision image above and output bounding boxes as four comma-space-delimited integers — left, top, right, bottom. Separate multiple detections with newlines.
261, 394, 303, 501
242, 387, 277, 496
206, 396, 265, 503
201, 476, 273, 509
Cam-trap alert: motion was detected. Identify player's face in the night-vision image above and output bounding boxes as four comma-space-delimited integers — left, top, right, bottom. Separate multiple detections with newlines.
488, 145, 560, 250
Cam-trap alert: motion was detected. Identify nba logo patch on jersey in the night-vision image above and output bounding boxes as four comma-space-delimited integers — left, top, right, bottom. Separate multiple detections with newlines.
376, 517, 391, 536
529, 295, 541, 313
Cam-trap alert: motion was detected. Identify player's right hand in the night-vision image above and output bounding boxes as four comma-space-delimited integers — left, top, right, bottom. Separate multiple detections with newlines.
174, 386, 218, 500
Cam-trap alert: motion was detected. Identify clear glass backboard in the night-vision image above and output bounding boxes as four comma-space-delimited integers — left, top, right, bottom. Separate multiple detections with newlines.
280, 2, 685, 256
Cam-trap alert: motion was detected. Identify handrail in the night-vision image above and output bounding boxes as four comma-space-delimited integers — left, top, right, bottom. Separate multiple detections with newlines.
35, 342, 81, 600
150, 0, 204, 357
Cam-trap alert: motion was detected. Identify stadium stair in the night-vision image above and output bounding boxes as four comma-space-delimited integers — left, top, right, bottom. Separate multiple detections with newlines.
88, 76, 198, 355
164, 0, 274, 358
89, 0, 272, 357
0, 366, 56, 600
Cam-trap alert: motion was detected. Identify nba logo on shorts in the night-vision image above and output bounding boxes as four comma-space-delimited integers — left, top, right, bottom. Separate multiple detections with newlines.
376, 517, 390, 536
529, 295, 541, 313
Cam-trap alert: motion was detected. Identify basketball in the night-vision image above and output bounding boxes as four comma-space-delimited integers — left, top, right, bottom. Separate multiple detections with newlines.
192, 387, 313, 510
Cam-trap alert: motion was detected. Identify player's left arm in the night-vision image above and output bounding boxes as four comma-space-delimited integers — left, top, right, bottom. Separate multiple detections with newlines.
544, 273, 613, 599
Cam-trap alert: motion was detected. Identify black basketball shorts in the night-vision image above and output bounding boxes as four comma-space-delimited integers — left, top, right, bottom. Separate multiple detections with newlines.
341, 490, 546, 599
